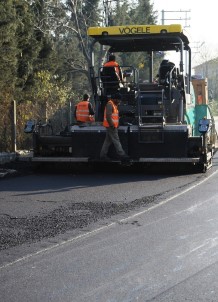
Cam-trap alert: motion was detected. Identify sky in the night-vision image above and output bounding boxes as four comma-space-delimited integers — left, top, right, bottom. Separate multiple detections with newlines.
152, 0, 218, 65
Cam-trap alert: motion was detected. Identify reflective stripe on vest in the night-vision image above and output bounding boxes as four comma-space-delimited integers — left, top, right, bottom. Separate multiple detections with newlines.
103, 100, 119, 128
76, 101, 90, 122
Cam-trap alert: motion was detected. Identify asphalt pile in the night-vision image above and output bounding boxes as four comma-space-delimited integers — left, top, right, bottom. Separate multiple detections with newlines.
0, 195, 158, 251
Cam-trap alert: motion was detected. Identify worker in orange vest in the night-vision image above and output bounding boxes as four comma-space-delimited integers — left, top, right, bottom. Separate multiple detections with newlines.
74, 94, 95, 123
103, 54, 123, 82
100, 93, 129, 161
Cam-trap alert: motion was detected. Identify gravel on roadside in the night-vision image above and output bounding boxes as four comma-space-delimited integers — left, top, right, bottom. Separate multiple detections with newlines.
0, 194, 160, 251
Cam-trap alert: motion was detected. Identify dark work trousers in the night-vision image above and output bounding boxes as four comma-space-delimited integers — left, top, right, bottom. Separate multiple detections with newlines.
100, 127, 126, 158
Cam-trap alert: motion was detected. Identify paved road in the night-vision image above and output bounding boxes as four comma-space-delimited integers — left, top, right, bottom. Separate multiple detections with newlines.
0, 156, 218, 301
0, 161, 213, 255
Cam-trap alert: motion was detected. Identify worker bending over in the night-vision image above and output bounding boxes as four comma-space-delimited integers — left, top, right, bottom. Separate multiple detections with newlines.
75, 94, 95, 123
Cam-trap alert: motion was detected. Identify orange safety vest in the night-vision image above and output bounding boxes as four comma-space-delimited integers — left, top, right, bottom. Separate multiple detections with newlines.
76, 101, 93, 122
103, 61, 121, 80
197, 95, 203, 105
103, 100, 119, 128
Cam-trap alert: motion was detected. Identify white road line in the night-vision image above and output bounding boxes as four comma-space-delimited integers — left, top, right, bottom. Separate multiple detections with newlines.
1, 170, 217, 270
120, 170, 218, 222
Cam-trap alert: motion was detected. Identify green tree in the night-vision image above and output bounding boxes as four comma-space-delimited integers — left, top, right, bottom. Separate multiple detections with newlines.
15, 1, 43, 93
0, 0, 18, 151
61, 0, 102, 93
0, 0, 160, 151
0, 0, 18, 98
130, 0, 157, 24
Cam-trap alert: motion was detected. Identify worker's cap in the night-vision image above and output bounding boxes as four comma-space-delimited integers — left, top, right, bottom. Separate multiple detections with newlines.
160, 59, 169, 65
109, 54, 115, 61
112, 93, 122, 100
83, 93, 90, 100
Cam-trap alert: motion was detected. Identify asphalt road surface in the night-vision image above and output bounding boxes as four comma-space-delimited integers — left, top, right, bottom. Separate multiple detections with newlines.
0, 156, 218, 301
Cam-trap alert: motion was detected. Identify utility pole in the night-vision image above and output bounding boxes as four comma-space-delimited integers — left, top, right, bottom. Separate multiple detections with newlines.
10, 100, 17, 153
191, 41, 205, 65
161, 10, 191, 74
161, 10, 191, 26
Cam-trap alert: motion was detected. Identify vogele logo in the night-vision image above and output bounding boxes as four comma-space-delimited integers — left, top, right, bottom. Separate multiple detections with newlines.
118, 27, 151, 34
